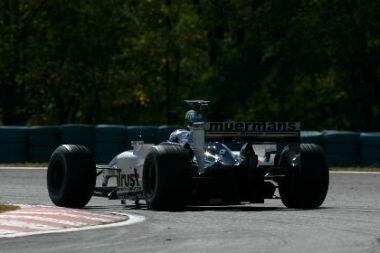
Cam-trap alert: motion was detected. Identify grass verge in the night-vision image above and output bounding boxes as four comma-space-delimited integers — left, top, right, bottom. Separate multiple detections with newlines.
0, 204, 19, 213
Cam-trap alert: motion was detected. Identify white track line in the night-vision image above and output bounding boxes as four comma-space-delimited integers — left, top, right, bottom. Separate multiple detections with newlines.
0, 167, 46, 170
0, 229, 23, 235
0, 213, 145, 239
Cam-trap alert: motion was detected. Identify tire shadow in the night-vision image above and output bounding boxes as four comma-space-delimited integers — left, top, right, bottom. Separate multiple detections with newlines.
186, 205, 283, 212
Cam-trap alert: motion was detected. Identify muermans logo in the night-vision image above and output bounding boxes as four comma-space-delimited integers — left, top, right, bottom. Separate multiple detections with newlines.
206, 122, 299, 132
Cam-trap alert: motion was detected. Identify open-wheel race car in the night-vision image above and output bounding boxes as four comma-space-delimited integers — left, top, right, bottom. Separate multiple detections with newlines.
47, 100, 329, 210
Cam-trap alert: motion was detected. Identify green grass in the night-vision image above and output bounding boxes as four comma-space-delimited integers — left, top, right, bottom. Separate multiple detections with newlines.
0, 204, 19, 213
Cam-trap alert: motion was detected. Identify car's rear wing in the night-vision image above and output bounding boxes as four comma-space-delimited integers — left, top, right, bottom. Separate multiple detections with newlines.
190, 121, 300, 173
204, 122, 300, 143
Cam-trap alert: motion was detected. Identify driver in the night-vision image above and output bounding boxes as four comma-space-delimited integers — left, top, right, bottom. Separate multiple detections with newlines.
168, 109, 204, 145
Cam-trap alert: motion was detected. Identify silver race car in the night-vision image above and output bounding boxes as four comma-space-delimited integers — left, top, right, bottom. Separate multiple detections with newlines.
47, 100, 329, 210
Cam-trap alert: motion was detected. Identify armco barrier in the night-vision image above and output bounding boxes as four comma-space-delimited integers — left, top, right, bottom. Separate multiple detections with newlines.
301, 131, 324, 146
60, 124, 94, 151
127, 126, 158, 149
360, 133, 380, 166
0, 126, 28, 162
28, 126, 60, 162
323, 130, 360, 166
0, 125, 379, 166
95, 125, 128, 163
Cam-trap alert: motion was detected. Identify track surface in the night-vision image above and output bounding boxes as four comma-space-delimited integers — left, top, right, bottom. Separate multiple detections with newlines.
0, 168, 379, 253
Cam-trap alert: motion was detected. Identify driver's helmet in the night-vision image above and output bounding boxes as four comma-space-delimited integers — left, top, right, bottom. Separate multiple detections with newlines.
185, 110, 203, 126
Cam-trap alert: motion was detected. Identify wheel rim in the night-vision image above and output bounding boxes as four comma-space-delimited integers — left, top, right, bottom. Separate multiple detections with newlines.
50, 160, 64, 192
144, 162, 157, 199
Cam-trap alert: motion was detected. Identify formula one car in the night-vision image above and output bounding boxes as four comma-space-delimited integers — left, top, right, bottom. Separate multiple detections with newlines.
47, 100, 329, 210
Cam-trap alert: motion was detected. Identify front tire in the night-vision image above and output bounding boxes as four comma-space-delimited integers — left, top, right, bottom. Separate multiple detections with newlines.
143, 145, 192, 210
47, 145, 96, 208
279, 144, 329, 209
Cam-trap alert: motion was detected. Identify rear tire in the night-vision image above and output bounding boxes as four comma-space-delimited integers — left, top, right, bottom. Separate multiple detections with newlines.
143, 145, 192, 210
279, 144, 329, 209
47, 145, 96, 208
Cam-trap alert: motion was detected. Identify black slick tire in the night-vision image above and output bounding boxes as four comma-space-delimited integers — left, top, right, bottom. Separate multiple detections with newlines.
143, 145, 192, 211
279, 143, 329, 209
47, 144, 96, 208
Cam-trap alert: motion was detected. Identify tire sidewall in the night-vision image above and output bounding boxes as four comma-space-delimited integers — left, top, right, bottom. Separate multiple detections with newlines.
279, 144, 329, 208
143, 150, 160, 205
142, 145, 191, 210
47, 147, 70, 205
47, 144, 96, 207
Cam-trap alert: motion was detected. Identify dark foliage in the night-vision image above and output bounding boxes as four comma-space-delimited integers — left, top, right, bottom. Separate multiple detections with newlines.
0, 0, 379, 131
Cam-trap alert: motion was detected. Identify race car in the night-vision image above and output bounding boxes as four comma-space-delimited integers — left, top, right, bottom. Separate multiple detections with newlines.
47, 100, 329, 210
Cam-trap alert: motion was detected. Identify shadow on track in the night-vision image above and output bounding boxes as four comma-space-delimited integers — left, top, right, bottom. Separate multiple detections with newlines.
84, 203, 333, 213
84, 205, 126, 210
186, 205, 283, 212
119, 203, 286, 212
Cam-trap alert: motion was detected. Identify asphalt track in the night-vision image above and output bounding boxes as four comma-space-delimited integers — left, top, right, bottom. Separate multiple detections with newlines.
0, 168, 379, 253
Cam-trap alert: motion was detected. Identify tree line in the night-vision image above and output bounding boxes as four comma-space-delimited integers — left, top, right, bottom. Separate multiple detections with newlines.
0, 0, 379, 131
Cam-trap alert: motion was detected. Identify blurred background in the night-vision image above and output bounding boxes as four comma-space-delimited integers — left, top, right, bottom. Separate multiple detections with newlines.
0, 0, 379, 130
